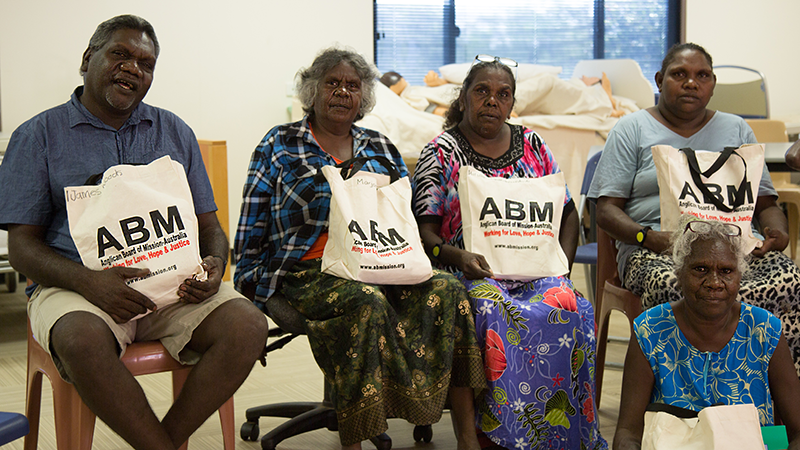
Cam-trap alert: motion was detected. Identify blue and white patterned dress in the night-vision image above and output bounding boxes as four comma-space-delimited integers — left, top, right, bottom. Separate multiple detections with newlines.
635, 302, 782, 425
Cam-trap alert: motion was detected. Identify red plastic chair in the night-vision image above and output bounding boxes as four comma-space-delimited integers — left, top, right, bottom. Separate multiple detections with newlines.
594, 226, 642, 407
24, 318, 236, 450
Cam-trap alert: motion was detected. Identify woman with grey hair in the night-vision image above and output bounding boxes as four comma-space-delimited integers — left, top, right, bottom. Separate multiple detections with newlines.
234, 47, 486, 450
614, 217, 800, 450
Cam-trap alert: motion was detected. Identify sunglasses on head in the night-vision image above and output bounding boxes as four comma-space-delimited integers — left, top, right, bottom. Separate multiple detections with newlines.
470, 54, 519, 79
683, 219, 742, 237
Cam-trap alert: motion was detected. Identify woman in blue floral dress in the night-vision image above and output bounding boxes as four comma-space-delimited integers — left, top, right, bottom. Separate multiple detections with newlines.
412, 58, 607, 450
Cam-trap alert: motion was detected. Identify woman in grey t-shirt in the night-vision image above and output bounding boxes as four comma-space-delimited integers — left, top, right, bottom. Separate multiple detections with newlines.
588, 42, 800, 377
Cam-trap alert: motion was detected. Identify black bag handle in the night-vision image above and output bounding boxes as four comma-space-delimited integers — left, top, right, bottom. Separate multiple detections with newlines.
314, 155, 402, 184
83, 162, 146, 185
680, 147, 748, 213
337, 155, 401, 183
645, 402, 727, 419
646, 403, 699, 419
84, 173, 104, 186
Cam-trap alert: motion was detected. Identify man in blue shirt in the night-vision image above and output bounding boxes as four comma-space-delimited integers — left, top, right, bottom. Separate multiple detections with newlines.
0, 15, 267, 449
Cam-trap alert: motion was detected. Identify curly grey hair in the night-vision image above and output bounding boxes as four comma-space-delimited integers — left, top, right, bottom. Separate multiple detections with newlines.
296, 47, 378, 122
672, 217, 749, 277
81, 15, 159, 76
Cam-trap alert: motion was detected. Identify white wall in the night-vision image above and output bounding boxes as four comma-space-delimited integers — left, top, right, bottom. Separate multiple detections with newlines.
2, 0, 799, 238
0, 0, 374, 237
686, 0, 800, 118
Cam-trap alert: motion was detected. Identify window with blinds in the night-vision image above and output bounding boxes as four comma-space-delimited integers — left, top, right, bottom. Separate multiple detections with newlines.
374, 0, 680, 91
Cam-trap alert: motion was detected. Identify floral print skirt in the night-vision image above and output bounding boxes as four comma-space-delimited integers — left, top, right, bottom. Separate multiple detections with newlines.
281, 259, 486, 446
464, 275, 607, 450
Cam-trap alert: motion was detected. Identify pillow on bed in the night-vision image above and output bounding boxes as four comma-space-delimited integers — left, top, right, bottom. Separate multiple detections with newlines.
439, 62, 562, 84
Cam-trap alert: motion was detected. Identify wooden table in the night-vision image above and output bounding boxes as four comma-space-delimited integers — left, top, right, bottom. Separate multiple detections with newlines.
764, 141, 793, 172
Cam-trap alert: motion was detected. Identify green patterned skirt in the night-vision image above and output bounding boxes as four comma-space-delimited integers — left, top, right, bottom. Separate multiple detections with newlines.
281, 259, 486, 445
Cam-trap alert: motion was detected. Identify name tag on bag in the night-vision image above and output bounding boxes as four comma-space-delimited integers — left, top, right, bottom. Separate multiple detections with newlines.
321, 156, 433, 285
65, 155, 206, 315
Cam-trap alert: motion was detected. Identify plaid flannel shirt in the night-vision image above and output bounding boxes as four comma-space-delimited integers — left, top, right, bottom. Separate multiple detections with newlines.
233, 117, 408, 308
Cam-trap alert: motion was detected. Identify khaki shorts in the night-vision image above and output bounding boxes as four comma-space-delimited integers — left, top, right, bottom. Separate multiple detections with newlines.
28, 282, 244, 382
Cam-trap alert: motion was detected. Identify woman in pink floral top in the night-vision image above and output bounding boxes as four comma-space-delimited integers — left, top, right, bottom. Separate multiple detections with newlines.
412, 59, 606, 450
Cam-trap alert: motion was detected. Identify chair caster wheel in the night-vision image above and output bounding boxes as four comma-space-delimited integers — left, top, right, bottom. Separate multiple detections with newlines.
370, 432, 392, 450
240, 421, 259, 441
413, 425, 433, 443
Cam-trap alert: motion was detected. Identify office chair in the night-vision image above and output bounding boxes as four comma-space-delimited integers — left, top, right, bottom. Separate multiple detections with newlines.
594, 226, 642, 407
239, 291, 394, 450
574, 150, 602, 303
0, 412, 29, 445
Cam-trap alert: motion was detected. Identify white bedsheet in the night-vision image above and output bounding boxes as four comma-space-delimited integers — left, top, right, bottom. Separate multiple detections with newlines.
357, 73, 638, 161
357, 83, 446, 161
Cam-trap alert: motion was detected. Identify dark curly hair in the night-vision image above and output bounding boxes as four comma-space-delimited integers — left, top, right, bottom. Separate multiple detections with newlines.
442, 61, 516, 130
81, 15, 159, 76
660, 42, 713, 75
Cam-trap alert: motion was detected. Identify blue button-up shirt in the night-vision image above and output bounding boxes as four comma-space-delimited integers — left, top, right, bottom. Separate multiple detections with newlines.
0, 87, 216, 267
233, 117, 408, 307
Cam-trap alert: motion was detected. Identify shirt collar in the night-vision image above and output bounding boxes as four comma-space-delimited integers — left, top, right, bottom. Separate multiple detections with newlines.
287, 115, 370, 155
67, 86, 154, 131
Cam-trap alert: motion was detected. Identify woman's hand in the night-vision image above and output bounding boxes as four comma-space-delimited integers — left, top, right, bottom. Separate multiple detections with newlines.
753, 196, 790, 256
456, 250, 494, 280
642, 229, 672, 254
752, 226, 790, 257
418, 220, 492, 280
596, 196, 672, 254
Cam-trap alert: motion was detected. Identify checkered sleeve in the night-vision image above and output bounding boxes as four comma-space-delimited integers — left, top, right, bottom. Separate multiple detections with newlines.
233, 130, 277, 294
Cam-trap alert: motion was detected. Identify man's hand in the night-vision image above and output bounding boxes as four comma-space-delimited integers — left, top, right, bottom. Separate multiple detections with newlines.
177, 255, 224, 304
82, 267, 156, 323
751, 226, 789, 258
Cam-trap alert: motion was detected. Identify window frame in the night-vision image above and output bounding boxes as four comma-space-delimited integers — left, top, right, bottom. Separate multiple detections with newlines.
374, 0, 684, 90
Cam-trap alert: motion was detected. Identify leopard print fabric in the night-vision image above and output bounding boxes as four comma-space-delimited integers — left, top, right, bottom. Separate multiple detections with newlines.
624, 248, 800, 376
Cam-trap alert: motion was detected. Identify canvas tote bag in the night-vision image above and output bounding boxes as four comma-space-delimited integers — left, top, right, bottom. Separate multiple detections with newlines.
458, 165, 569, 280
642, 403, 765, 450
321, 156, 432, 285
65, 155, 206, 313
652, 144, 764, 253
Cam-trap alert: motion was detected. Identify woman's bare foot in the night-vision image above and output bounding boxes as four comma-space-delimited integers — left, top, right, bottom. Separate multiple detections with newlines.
342, 441, 362, 450
424, 70, 449, 87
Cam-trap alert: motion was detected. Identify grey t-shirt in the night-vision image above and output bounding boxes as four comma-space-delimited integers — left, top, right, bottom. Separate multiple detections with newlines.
587, 109, 775, 278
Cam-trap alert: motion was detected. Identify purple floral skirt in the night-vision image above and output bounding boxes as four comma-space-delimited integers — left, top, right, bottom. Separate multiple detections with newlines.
463, 275, 608, 450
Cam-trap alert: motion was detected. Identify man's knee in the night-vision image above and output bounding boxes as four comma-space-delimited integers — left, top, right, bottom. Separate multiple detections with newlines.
198, 298, 268, 352
50, 311, 118, 362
